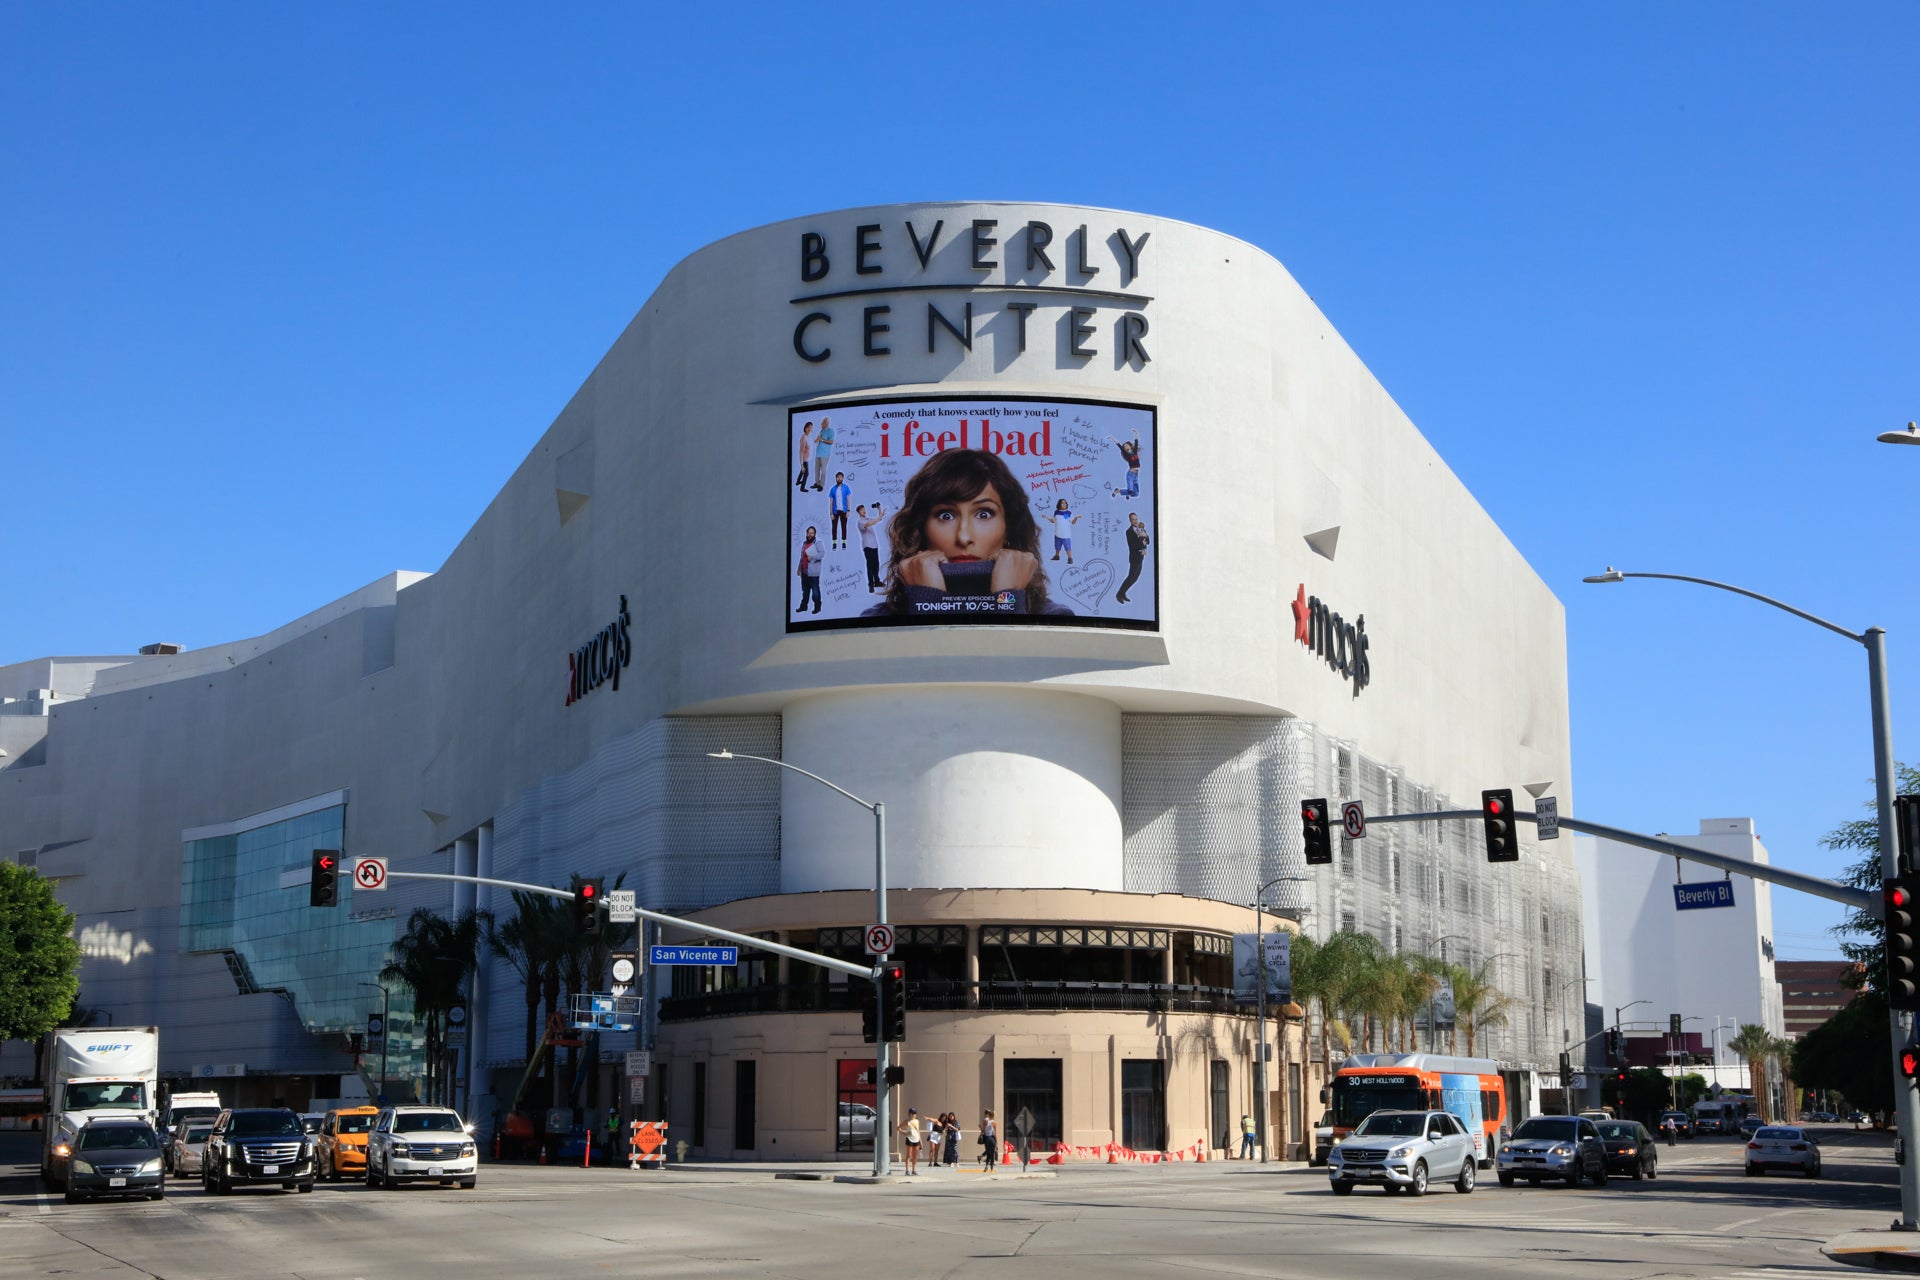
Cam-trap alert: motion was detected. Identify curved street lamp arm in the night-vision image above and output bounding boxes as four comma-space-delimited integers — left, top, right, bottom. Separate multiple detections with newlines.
709, 750, 878, 812
1583, 570, 1864, 645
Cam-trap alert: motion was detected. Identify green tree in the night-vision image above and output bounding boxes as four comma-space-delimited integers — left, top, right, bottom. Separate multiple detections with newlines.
1727, 1023, 1776, 1121
0, 863, 80, 1043
1825, 761, 1920, 992
1791, 990, 1893, 1116
380, 906, 490, 1105
1450, 959, 1514, 1057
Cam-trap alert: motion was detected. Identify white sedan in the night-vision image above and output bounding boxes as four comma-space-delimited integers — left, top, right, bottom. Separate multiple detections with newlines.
1746, 1125, 1821, 1177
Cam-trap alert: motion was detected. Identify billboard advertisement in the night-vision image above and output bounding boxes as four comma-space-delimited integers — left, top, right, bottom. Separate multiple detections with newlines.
788, 396, 1156, 631
1233, 931, 1292, 1005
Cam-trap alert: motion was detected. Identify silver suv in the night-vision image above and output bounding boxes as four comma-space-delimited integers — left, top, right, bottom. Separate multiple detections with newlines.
1327, 1109, 1478, 1196
365, 1105, 478, 1189
1496, 1114, 1609, 1186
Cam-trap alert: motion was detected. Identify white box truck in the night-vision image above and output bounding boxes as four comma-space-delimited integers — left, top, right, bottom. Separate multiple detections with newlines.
41, 1027, 160, 1187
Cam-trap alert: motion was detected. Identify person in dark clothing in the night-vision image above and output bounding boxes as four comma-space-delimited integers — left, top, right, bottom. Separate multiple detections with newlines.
1109, 431, 1141, 499
1116, 512, 1149, 604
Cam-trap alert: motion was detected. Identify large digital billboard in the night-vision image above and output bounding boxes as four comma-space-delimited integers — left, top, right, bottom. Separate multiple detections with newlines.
788, 396, 1157, 631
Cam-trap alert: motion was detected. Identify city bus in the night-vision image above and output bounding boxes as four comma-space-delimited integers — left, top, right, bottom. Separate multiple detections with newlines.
1329, 1053, 1508, 1166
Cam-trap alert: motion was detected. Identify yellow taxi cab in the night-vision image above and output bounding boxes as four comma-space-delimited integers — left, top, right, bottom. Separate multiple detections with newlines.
319, 1106, 380, 1180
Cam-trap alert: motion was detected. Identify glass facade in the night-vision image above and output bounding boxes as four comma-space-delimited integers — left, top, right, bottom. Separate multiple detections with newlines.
180, 804, 396, 1038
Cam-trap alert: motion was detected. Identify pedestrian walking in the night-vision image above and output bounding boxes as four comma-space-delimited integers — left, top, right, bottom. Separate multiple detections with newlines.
1240, 1113, 1256, 1159
980, 1108, 998, 1171
900, 1108, 921, 1175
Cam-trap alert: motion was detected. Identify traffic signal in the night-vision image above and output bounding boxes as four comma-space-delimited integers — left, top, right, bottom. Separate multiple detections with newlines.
1887, 875, 1920, 1011
309, 849, 340, 907
1481, 789, 1517, 863
860, 983, 878, 1043
1902, 1044, 1920, 1083
1301, 799, 1332, 865
572, 876, 605, 936
884, 965, 907, 1042
1898, 795, 1920, 875
1605, 1028, 1622, 1063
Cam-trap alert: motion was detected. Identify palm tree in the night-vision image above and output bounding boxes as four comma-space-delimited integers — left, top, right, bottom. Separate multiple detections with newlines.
1767, 1032, 1798, 1122
1727, 1023, 1774, 1121
380, 906, 491, 1104
1450, 960, 1513, 1057
1291, 931, 1370, 1084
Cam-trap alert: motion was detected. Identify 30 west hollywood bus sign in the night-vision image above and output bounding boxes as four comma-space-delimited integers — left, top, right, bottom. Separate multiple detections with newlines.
789, 216, 1153, 368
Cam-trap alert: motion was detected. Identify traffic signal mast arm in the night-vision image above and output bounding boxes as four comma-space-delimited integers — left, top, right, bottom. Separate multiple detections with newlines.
368, 869, 876, 978
1358, 809, 1875, 912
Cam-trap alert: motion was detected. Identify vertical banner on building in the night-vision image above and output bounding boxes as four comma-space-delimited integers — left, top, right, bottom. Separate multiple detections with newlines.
1430, 979, 1456, 1031
787, 396, 1157, 631
1233, 931, 1292, 1005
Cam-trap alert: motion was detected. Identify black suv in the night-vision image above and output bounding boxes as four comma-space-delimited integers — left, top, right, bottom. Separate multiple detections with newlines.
201, 1108, 315, 1194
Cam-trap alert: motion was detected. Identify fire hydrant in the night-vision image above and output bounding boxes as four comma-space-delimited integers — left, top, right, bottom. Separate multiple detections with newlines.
675, 1139, 689, 1164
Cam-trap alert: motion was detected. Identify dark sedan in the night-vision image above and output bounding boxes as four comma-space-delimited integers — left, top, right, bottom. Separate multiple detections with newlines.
1658, 1110, 1693, 1138
65, 1120, 166, 1203
1596, 1120, 1659, 1180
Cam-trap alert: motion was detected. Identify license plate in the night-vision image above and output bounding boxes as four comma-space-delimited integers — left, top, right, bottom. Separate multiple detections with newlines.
109, 1177, 127, 1187
428, 1166, 443, 1176
262, 1164, 279, 1174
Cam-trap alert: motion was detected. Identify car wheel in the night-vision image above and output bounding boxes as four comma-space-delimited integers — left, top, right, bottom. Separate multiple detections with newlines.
298, 1181, 314, 1193
1565, 1160, 1582, 1188
1455, 1158, 1475, 1194
63, 1189, 83, 1204
1594, 1160, 1608, 1186
1497, 1171, 1515, 1187
150, 1187, 165, 1201
1746, 1164, 1760, 1177
1807, 1160, 1820, 1179
367, 1163, 381, 1189
1631, 1158, 1644, 1181
1331, 1179, 1354, 1196
1408, 1160, 1428, 1196
459, 1179, 477, 1189
1648, 1156, 1658, 1180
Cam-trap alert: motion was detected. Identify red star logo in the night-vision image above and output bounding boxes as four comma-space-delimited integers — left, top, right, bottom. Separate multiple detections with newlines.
1292, 585, 1311, 644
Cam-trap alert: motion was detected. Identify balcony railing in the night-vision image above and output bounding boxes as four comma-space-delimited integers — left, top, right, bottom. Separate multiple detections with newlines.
659, 979, 1245, 1022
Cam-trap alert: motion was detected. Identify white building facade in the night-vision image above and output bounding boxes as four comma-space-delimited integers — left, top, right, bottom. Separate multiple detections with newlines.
1, 202, 1579, 1157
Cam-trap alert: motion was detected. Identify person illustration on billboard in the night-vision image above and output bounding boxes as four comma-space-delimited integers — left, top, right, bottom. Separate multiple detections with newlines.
811, 416, 834, 489
795, 422, 815, 490
1047, 497, 1082, 564
856, 504, 884, 591
863, 448, 1071, 618
795, 526, 823, 614
1106, 430, 1142, 499
1116, 511, 1149, 604
828, 472, 852, 548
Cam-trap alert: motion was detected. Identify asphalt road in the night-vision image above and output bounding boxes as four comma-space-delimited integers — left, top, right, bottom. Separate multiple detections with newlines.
0, 1126, 1902, 1279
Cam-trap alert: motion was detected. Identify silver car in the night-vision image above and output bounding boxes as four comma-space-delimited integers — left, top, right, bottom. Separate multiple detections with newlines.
1327, 1109, 1478, 1196
168, 1120, 213, 1176
1746, 1125, 1821, 1178
1496, 1115, 1609, 1187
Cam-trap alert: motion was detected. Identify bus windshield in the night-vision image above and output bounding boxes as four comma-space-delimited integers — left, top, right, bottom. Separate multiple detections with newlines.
1332, 1080, 1425, 1129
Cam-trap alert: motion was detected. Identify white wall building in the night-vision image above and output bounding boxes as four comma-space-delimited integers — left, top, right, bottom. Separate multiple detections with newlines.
1578, 818, 1784, 1080
2, 202, 1582, 1157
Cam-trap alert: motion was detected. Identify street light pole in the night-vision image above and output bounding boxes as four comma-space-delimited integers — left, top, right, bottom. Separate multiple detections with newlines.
1586, 568, 1914, 1229
1250, 874, 1307, 1165
711, 750, 892, 1178
1427, 935, 1470, 1053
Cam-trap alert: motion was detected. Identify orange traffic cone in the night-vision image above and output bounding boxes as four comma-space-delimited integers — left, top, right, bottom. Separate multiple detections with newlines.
539, 1142, 548, 1165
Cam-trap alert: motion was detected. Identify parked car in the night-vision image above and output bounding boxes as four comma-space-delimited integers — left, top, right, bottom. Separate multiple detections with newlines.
1326, 1109, 1478, 1196
1746, 1125, 1821, 1178
1496, 1114, 1610, 1187
1804, 1111, 1836, 1123
1310, 1111, 1335, 1167
167, 1119, 213, 1176
201, 1108, 315, 1194
1658, 1110, 1694, 1138
1737, 1114, 1766, 1138
318, 1106, 379, 1180
837, 1102, 876, 1150
365, 1105, 478, 1189
64, 1119, 165, 1203
1596, 1120, 1659, 1180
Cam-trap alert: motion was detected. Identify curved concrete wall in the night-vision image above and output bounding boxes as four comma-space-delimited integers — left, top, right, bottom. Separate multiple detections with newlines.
780, 688, 1122, 892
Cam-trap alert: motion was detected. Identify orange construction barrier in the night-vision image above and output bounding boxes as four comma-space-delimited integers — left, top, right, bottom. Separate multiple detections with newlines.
628, 1120, 668, 1170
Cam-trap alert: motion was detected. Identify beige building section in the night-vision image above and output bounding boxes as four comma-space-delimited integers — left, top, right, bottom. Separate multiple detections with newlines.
656, 889, 1311, 1161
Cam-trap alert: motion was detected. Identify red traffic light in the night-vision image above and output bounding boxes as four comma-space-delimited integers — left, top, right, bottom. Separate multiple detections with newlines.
316, 854, 335, 871
580, 882, 596, 899
1302, 803, 1320, 821
1485, 796, 1505, 815
1903, 1048, 1920, 1080
1894, 885, 1913, 910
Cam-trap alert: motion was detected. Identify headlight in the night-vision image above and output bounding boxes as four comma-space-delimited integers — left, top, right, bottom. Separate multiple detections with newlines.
1499, 1144, 1511, 1154
389, 1141, 410, 1155
1621, 1146, 1636, 1156
140, 1159, 163, 1174
460, 1143, 476, 1157
54, 1143, 72, 1158
1550, 1144, 1575, 1157
72, 1159, 95, 1175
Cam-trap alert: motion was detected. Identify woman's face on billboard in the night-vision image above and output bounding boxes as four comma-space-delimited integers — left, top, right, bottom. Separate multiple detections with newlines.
925, 484, 1004, 561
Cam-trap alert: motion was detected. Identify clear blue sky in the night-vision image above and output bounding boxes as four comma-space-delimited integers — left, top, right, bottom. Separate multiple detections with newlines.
5, 5, 1915, 963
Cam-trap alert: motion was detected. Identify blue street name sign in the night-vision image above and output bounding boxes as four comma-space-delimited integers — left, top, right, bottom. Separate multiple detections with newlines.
1673, 881, 1737, 911
649, 944, 740, 965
